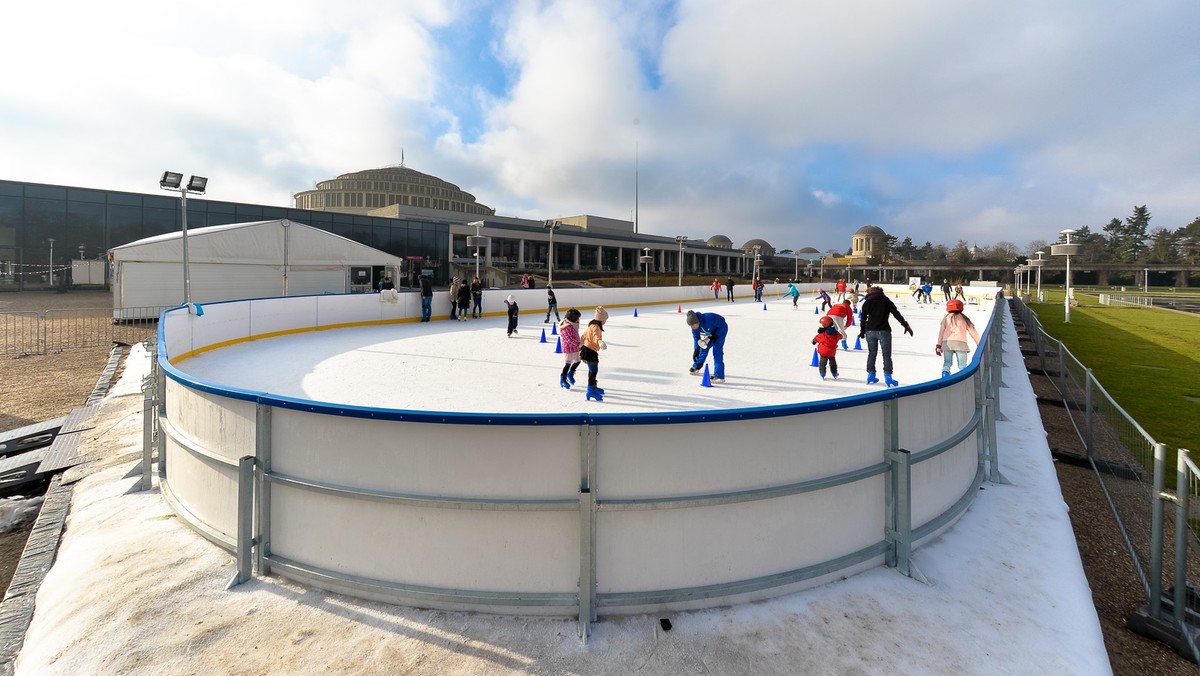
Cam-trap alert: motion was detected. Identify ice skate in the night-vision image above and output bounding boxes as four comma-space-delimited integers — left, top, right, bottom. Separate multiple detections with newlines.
560, 376, 571, 390
866, 373, 879, 385
841, 340, 849, 350
689, 367, 701, 375
831, 374, 839, 380
586, 386, 604, 401
594, 386, 605, 394
567, 372, 576, 385
711, 378, 725, 384
941, 371, 950, 378
884, 373, 899, 387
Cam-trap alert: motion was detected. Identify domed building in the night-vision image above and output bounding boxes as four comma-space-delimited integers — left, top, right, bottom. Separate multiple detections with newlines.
849, 225, 887, 263
739, 239, 775, 257
293, 165, 494, 217
706, 235, 733, 249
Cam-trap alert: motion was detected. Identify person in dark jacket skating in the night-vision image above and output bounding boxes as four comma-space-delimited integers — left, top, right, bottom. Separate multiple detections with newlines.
504, 295, 519, 337
858, 286, 912, 387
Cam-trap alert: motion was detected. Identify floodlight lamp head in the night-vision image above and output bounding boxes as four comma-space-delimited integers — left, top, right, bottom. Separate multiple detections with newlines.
159, 171, 183, 190
186, 176, 208, 193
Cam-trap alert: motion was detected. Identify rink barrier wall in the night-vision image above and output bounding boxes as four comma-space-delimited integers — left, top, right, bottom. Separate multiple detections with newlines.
150, 285, 1007, 640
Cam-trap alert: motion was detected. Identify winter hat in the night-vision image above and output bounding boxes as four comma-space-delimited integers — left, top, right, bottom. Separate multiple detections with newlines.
686, 310, 699, 326
594, 306, 609, 324
506, 295, 515, 303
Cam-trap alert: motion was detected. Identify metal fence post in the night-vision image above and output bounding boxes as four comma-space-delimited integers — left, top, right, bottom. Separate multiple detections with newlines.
578, 423, 598, 642
883, 399, 899, 568
1150, 442, 1167, 619
1084, 369, 1095, 461
891, 448, 913, 577
234, 455, 255, 586
255, 403, 272, 576
139, 371, 155, 491
1173, 448, 1191, 627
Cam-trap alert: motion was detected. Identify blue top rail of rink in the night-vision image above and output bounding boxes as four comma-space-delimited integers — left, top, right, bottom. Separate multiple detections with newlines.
156, 294, 997, 427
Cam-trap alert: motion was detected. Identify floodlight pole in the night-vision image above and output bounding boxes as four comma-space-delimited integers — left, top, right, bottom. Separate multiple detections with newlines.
160, 172, 208, 310
46, 238, 54, 285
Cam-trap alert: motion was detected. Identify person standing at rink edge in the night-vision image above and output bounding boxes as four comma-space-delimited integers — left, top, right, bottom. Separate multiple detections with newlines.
504, 295, 519, 337
812, 316, 842, 380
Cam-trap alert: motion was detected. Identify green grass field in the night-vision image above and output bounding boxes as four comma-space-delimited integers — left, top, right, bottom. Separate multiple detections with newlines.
1025, 289, 1200, 457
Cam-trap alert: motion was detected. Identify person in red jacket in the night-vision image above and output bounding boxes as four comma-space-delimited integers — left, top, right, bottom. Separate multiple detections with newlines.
812, 316, 842, 380
835, 278, 847, 302
825, 300, 855, 350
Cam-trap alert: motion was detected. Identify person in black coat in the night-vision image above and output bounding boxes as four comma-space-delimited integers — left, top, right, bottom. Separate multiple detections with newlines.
505, 295, 519, 336
858, 286, 912, 387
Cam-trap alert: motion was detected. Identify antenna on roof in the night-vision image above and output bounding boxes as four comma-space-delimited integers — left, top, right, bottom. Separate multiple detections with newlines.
401, 148, 405, 168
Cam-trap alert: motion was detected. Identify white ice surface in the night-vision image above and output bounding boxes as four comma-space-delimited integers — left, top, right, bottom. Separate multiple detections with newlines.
15, 300, 1112, 675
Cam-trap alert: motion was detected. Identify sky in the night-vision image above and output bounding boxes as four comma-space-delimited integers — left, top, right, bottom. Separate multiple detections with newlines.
15, 302, 1112, 674
2, 0, 1198, 255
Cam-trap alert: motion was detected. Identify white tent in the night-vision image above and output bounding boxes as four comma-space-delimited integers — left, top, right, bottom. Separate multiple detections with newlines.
110, 219, 403, 318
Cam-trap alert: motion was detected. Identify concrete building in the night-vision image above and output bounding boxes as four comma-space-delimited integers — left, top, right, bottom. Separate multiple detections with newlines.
293, 165, 494, 218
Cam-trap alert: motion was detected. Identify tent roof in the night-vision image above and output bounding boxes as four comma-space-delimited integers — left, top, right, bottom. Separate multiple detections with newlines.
109, 219, 404, 267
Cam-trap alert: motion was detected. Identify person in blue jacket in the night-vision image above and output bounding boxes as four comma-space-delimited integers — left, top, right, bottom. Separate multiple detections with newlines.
686, 310, 728, 383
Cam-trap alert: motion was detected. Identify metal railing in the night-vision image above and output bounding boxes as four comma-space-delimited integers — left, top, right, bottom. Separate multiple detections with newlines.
142, 291, 1010, 641
0, 307, 162, 356
1010, 296, 1200, 662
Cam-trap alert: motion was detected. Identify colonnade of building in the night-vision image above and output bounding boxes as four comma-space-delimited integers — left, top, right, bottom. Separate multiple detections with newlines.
451, 233, 764, 276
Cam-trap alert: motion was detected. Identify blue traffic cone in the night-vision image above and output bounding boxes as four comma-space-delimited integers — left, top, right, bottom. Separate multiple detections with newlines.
554, 337, 562, 353
813, 306, 819, 315
853, 335, 863, 351
633, 308, 639, 317
701, 364, 714, 388
810, 348, 820, 367
539, 329, 547, 343
551, 323, 558, 335
762, 303, 767, 311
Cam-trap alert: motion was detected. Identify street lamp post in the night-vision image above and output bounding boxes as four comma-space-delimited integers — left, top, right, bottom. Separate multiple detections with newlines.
1031, 251, 1045, 302
640, 247, 653, 287
160, 172, 208, 310
467, 221, 489, 283
751, 245, 762, 282
1143, 268, 1149, 293
46, 238, 54, 285
676, 235, 688, 286
542, 219, 561, 286
1052, 229, 1079, 323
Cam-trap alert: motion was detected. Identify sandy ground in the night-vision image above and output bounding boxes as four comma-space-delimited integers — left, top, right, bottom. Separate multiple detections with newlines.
12, 299, 1115, 675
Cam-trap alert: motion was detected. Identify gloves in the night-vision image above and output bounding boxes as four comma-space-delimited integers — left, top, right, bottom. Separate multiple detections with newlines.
903, 324, 913, 336
599, 341, 607, 350
935, 344, 943, 356
693, 347, 700, 361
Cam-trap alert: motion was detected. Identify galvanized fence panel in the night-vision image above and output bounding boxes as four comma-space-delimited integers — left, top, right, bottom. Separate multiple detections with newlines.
1011, 296, 1200, 662
0, 312, 41, 356
1, 307, 162, 356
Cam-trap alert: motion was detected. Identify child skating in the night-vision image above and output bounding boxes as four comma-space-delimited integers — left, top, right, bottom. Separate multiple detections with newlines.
935, 299, 981, 377
558, 308, 582, 389
812, 316, 842, 380
579, 318, 606, 401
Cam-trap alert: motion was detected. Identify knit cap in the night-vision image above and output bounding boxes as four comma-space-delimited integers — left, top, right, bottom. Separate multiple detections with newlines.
594, 306, 609, 324
686, 310, 698, 325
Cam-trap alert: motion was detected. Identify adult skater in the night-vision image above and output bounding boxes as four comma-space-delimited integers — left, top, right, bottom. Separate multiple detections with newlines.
753, 276, 764, 302
504, 295, 519, 337
545, 284, 560, 323
448, 277, 462, 320
725, 276, 735, 302
686, 310, 728, 383
826, 299, 855, 349
711, 278, 721, 300
418, 273, 433, 321
470, 276, 483, 318
858, 285, 913, 387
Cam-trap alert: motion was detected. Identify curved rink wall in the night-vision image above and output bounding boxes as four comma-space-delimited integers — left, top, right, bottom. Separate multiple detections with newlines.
154, 283, 1006, 633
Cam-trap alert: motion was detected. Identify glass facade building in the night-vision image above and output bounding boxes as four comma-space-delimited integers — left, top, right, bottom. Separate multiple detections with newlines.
0, 179, 451, 291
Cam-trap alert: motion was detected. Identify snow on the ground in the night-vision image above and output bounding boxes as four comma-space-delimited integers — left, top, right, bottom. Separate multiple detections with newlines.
15, 300, 1112, 675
